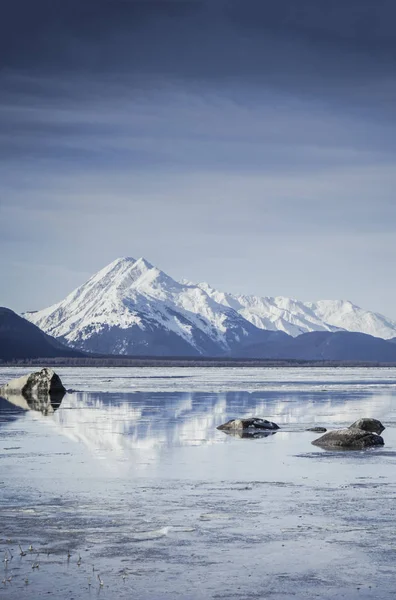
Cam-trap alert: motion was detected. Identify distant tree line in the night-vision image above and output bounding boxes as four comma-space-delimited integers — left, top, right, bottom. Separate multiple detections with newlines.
0, 357, 393, 368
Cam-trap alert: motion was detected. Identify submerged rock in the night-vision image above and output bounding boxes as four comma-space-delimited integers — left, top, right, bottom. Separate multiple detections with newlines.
306, 427, 327, 433
312, 417, 385, 449
0, 368, 66, 415
349, 418, 385, 435
217, 418, 280, 431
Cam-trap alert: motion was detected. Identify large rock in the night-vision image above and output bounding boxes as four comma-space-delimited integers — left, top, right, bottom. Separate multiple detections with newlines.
312, 418, 385, 449
0, 368, 66, 415
349, 418, 385, 435
217, 418, 280, 432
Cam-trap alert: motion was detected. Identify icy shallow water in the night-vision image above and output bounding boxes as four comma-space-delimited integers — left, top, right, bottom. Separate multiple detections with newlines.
1, 366, 396, 599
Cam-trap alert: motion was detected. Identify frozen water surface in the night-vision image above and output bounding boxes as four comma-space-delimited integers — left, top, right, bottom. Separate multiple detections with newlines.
0, 366, 396, 599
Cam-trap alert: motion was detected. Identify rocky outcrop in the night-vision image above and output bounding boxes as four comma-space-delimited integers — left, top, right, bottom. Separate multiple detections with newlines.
0, 368, 66, 415
217, 418, 280, 432
312, 418, 385, 449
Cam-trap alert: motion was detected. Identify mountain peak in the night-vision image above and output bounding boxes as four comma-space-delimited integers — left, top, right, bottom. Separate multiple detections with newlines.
91, 256, 158, 285
23, 256, 267, 356
109, 256, 136, 267
133, 257, 154, 270
102, 256, 155, 273
88, 257, 161, 297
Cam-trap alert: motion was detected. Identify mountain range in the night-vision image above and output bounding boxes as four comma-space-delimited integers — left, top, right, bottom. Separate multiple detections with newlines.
21, 257, 396, 360
24, 258, 286, 356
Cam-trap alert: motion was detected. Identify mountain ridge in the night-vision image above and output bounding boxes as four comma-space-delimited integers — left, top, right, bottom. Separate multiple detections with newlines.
196, 282, 396, 339
23, 257, 396, 357
24, 257, 286, 356
240, 330, 396, 362
0, 307, 85, 361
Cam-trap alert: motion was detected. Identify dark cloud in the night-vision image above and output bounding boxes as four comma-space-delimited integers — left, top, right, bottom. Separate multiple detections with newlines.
2, 1, 396, 80
2, 0, 396, 168
0, 0, 395, 136
227, 1, 396, 48
1, 1, 201, 72
0, 0, 395, 130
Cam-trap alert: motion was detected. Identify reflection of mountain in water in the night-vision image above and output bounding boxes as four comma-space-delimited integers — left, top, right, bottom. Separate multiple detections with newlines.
51, 389, 392, 456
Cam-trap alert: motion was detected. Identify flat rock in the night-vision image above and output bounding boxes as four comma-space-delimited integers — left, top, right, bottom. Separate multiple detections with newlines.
312, 428, 384, 449
217, 418, 280, 431
306, 427, 327, 433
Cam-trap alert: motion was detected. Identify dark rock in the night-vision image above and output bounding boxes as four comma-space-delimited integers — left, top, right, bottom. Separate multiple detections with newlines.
349, 418, 385, 435
0, 368, 66, 415
312, 428, 384, 449
217, 418, 280, 431
306, 427, 327, 433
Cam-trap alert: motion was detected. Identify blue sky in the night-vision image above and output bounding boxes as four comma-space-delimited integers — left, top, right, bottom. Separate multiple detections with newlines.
1, 1, 396, 317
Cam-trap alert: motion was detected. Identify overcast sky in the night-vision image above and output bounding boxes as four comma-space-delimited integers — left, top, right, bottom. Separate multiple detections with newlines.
1, 0, 396, 318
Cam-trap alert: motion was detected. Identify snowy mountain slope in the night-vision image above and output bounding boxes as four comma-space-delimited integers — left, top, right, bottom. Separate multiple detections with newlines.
23, 257, 396, 357
304, 300, 396, 340
197, 283, 341, 337
197, 283, 396, 339
24, 258, 281, 356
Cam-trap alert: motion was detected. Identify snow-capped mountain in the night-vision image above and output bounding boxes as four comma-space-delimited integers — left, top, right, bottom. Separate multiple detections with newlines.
197, 283, 396, 340
24, 257, 283, 356
23, 257, 396, 357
